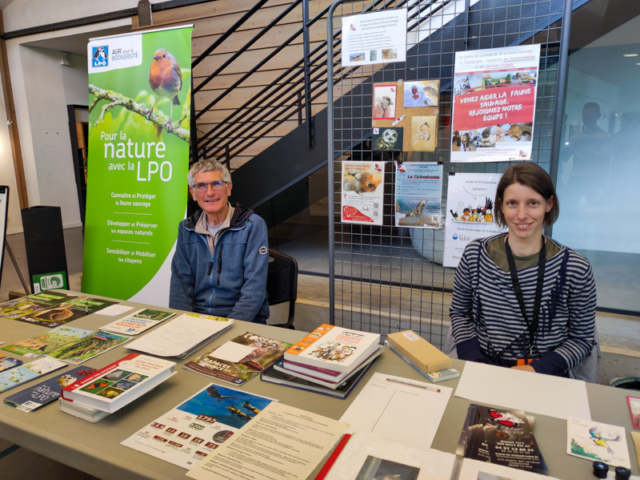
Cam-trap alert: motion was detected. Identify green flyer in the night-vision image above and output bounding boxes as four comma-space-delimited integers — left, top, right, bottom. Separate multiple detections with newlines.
83, 26, 193, 302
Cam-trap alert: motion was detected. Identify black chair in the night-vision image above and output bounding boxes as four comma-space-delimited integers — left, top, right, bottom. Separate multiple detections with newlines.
267, 249, 298, 329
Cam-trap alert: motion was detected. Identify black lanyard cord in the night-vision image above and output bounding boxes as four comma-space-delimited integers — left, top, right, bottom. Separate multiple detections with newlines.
504, 237, 546, 363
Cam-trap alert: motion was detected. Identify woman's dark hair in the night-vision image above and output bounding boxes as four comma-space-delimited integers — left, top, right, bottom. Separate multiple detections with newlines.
494, 162, 560, 227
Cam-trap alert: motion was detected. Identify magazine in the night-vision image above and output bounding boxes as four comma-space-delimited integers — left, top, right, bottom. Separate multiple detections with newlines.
17, 296, 119, 328
183, 332, 291, 386
0, 292, 78, 321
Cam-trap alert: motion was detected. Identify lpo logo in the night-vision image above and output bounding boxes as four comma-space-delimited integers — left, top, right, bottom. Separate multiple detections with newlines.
92, 46, 108, 67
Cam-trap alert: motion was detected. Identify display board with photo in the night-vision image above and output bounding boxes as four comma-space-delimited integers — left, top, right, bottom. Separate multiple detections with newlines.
372, 80, 440, 152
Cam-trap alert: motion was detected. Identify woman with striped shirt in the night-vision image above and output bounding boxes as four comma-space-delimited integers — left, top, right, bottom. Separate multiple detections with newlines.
449, 162, 598, 381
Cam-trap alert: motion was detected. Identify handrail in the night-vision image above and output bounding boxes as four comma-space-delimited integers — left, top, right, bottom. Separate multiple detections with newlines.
191, 0, 445, 165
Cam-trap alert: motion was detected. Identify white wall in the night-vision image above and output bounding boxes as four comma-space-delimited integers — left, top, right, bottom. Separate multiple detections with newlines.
0, 77, 22, 234
4, 18, 130, 232
3, 0, 162, 32
18, 46, 85, 228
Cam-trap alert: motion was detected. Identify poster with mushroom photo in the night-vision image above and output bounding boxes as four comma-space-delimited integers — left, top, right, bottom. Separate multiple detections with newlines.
451, 44, 541, 162
372, 80, 439, 152
443, 173, 505, 268
342, 162, 385, 225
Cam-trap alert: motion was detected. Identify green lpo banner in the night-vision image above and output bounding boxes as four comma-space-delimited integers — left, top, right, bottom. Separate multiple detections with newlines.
82, 26, 193, 304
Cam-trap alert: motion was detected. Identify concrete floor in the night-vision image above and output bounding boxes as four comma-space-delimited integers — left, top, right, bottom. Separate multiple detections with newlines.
0, 225, 639, 477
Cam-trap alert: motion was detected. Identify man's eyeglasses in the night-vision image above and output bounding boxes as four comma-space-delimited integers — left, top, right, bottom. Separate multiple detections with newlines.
193, 181, 229, 192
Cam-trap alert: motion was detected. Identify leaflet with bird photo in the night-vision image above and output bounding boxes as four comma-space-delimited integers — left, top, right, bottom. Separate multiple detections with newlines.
121, 384, 276, 469
0, 356, 67, 393
567, 417, 630, 468
183, 332, 291, 386
394, 162, 443, 229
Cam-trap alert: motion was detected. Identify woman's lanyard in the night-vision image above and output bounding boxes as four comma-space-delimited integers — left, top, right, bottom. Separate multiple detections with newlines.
504, 237, 546, 363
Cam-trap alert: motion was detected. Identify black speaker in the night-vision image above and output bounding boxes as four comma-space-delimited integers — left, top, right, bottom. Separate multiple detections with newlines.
21, 206, 69, 294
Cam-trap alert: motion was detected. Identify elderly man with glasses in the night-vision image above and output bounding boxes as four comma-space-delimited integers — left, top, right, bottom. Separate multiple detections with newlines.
169, 159, 269, 323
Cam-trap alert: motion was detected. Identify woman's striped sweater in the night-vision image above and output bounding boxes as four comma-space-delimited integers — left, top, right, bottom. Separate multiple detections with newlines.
450, 234, 597, 376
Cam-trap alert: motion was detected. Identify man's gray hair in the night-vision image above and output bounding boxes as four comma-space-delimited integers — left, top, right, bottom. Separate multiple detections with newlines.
187, 159, 232, 186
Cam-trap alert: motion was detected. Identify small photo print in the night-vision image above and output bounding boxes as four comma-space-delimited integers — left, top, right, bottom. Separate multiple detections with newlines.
97, 387, 125, 399
403, 80, 440, 107
355, 455, 420, 480
125, 373, 148, 383
373, 84, 397, 120
349, 53, 365, 62
114, 379, 137, 390
80, 379, 113, 394
452, 130, 477, 152
103, 369, 131, 381
369, 49, 377, 62
410, 116, 437, 152
373, 127, 403, 151
381, 48, 397, 61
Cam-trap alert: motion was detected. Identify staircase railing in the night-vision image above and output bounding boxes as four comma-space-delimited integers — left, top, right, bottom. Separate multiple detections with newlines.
189, 0, 449, 168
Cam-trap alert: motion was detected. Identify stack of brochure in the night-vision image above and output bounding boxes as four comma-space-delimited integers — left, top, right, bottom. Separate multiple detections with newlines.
125, 313, 234, 358
99, 308, 175, 336
262, 324, 382, 397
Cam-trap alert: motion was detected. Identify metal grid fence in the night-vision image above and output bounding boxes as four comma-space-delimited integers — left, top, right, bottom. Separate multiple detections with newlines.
327, 0, 570, 347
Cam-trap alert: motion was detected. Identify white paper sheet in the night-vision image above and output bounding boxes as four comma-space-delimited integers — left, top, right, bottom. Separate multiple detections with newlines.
339, 372, 453, 449
95, 305, 135, 316
324, 432, 457, 480
126, 314, 232, 357
459, 458, 561, 480
455, 362, 590, 420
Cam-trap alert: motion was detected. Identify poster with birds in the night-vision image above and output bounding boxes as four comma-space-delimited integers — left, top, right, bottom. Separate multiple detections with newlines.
83, 26, 193, 304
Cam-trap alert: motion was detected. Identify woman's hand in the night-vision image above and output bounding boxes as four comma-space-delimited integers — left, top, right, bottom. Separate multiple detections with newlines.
510, 364, 535, 373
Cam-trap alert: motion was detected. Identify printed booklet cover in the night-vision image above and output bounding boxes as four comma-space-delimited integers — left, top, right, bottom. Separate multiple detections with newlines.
184, 332, 291, 386
47, 331, 132, 365
100, 308, 175, 335
61, 353, 176, 413
284, 324, 381, 374
0, 357, 67, 393
3, 326, 94, 356
0, 292, 78, 321
0, 354, 23, 371
16, 296, 119, 328
122, 384, 275, 469
4, 366, 97, 412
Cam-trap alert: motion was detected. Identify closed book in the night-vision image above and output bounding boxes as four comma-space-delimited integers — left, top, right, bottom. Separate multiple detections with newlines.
58, 397, 110, 423
261, 358, 375, 399
280, 346, 385, 383
61, 353, 176, 413
387, 330, 452, 373
284, 324, 380, 374
5, 366, 97, 412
